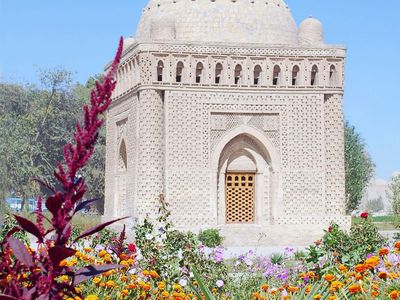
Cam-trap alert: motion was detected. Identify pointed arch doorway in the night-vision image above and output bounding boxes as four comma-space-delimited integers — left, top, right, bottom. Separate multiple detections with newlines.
212, 126, 280, 227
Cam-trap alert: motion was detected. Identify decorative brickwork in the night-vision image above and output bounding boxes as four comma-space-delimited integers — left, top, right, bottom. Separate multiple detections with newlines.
104, 0, 351, 246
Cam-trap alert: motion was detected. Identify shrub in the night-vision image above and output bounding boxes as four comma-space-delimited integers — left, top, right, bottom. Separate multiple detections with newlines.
134, 198, 228, 288
0, 213, 29, 245
315, 216, 386, 266
198, 228, 224, 248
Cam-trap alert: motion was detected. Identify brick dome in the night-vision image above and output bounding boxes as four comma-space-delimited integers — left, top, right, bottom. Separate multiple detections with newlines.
136, 0, 298, 45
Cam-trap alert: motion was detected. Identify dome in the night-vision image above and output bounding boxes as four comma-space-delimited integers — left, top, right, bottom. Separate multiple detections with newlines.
298, 16, 324, 46
150, 12, 176, 40
123, 37, 136, 50
136, 0, 298, 45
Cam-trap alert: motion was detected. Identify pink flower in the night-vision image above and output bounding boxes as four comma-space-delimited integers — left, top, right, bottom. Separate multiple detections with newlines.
216, 280, 224, 288
128, 243, 136, 253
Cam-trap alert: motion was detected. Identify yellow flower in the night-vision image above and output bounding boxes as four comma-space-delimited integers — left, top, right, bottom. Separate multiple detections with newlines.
104, 254, 112, 262
121, 289, 129, 296
120, 260, 129, 268
158, 281, 166, 290
313, 294, 322, 300
365, 256, 380, 269
85, 296, 99, 300
105, 280, 116, 288
60, 275, 69, 283
99, 250, 108, 257
92, 277, 101, 285
330, 281, 344, 290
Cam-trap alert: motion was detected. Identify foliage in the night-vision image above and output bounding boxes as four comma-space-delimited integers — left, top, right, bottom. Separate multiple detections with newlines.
0, 39, 124, 300
389, 174, 400, 215
0, 69, 106, 212
365, 196, 385, 213
0, 213, 29, 245
198, 228, 224, 248
133, 198, 228, 289
307, 216, 386, 267
344, 121, 375, 213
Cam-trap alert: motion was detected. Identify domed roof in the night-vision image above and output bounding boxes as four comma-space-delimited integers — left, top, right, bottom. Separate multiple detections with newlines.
136, 0, 298, 45
298, 16, 324, 46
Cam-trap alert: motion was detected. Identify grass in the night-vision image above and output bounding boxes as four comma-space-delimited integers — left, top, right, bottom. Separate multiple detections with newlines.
352, 215, 400, 231
16, 210, 101, 232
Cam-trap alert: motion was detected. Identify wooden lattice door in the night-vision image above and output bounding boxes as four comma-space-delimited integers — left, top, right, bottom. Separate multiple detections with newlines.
225, 173, 255, 223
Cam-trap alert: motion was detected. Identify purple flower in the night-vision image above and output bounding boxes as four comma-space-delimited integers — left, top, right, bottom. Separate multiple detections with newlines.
214, 246, 224, 263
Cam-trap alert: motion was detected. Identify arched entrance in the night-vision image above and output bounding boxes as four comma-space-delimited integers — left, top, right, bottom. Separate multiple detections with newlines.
211, 126, 280, 226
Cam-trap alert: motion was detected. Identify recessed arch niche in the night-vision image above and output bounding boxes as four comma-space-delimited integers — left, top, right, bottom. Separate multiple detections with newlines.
214, 130, 279, 226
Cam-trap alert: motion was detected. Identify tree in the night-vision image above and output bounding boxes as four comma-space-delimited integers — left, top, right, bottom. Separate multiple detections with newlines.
0, 70, 106, 212
388, 174, 400, 215
344, 121, 375, 213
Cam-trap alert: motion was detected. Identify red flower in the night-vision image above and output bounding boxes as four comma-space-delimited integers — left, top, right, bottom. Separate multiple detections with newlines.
128, 243, 136, 253
360, 212, 369, 219
328, 226, 333, 233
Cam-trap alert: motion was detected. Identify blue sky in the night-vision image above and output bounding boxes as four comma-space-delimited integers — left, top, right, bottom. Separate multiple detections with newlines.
1, 0, 399, 180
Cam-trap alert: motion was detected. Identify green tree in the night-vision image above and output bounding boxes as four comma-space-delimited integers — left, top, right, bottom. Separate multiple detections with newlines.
389, 174, 400, 215
344, 121, 375, 213
0, 70, 106, 212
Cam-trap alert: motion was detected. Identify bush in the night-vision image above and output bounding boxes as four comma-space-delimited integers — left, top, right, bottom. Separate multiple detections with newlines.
318, 217, 386, 266
0, 213, 29, 245
134, 199, 228, 288
198, 228, 224, 248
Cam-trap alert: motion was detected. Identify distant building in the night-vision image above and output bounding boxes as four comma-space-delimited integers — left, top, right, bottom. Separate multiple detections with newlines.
104, 0, 350, 246
360, 172, 400, 215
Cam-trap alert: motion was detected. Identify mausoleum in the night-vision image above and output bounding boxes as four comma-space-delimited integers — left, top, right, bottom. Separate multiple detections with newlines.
104, 0, 351, 246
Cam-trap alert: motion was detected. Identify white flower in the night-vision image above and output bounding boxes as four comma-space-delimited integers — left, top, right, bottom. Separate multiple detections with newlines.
145, 233, 153, 240
216, 280, 224, 288
244, 257, 253, 266
189, 272, 194, 278
179, 278, 187, 287
177, 249, 183, 259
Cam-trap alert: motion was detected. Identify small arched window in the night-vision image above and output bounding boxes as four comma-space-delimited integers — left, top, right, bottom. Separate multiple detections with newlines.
292, 65, 300, 86
195, 62, 203, 83
234, 64, 242, 85
329, 65, 337, 86
176, 61, 184, 83
254, 65, 262, 85
157, 61, 164, 82
215, 63, 223, 84
311, 65, 318, 86
273, 65, 281, 86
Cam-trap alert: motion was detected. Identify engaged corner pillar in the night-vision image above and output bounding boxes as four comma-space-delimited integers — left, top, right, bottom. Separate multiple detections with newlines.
136, 89, 165, 220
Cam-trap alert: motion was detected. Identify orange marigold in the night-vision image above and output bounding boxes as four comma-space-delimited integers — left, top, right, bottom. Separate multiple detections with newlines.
394, 241, 400, 250
378, 271, 388, 280
261, 284, 269, 292
150, 270, 159, 279
348, 284, 362, 294
379, 248, 390, 256
390, 290, 399, 300
365, 256, 380, 269
354, 264, 367, 273
324, 274, 335, 282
